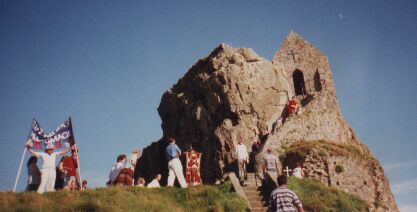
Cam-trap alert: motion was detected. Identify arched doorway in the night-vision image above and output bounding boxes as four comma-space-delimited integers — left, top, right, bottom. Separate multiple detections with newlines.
314, 70, 322, 92
292, 69, 306, 96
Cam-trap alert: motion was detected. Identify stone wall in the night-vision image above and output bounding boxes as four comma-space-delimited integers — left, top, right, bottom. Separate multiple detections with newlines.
294, 146, 397, 211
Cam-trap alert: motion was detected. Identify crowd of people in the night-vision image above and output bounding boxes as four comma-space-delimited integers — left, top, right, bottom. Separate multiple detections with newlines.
23, 96, 304, 211
236, 138, 306, 212
106, 137, 198, 188
25, 141, 87, 193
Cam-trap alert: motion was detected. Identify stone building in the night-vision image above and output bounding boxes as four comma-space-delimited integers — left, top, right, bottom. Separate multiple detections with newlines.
273, 31, 336, 98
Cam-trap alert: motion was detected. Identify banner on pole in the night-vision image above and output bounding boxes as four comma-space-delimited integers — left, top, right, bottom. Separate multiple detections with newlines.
27, 118, 75, 150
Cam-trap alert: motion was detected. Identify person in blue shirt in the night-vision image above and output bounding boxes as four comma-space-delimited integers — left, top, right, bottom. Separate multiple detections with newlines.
165, 137, 187, 188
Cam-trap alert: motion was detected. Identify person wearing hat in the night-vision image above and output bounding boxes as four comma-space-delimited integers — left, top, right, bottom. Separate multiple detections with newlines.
26, 140, 72, 193
263, 147, 280, 176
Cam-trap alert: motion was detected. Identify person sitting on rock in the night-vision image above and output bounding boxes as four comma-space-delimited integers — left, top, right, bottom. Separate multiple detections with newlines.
263, 147, 280, 176
292, 162, 305, 179
147, 174, 161, 188
287, 96, 299, 117
269, 175, 304, 212
235, 139, 249, 185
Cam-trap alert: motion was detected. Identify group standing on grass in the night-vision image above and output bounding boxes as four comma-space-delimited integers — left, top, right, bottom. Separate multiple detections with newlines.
25, 135, 305, 211
106, 137, 190, 188
25, 141, 87, 193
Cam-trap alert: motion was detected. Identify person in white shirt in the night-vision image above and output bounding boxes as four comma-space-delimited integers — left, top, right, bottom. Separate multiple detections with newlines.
292, 162, 304, 179
108, 154, 126, 186
26, 141, 71, 193
147, 174, 161, 188
235, 140, 249, 184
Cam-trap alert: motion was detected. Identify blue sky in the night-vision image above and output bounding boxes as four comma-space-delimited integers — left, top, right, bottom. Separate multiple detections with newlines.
0, 0, 416, 210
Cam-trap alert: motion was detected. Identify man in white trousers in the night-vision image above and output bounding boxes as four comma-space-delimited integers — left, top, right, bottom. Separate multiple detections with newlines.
26, 140, 71, 193
165, 137, 187, 188
236, 140, 249, 184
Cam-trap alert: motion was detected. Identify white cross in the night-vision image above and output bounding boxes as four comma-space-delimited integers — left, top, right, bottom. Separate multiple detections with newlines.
284, 166, 291, 177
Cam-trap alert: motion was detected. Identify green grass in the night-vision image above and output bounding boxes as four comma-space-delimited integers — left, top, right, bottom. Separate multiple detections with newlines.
286, 140, 365, 161
288, 177, 369, 212
0, 183, 249, 212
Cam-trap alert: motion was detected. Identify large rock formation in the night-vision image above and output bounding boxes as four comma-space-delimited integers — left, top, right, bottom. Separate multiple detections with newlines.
136, 32, 397, 211
137, 44, 291, 183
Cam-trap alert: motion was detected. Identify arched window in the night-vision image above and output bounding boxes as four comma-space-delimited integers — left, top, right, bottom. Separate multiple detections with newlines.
292, 69, 306, 96
314, 70, 322, 92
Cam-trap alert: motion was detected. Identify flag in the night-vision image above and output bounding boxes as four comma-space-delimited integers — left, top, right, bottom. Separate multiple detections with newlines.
46, 118, 75, 150
27, 119, 47, 150
27, 118, 76, 150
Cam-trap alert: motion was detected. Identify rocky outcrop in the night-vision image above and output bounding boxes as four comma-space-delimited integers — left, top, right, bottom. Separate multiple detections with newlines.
137, 44, 291, 183
136, 32, 398, 211
281, 140, 397, 211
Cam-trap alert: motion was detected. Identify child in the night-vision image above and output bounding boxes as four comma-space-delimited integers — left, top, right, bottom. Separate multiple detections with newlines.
81, 180, 88, 190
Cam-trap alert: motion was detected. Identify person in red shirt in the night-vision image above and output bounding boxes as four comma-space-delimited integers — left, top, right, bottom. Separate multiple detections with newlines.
63, 148, 79, 190
287, 96, 299, 117
185, 145, 202, 186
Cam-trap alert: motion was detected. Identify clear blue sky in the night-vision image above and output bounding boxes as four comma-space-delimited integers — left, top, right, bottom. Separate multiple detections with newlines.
1, 0, 416, 210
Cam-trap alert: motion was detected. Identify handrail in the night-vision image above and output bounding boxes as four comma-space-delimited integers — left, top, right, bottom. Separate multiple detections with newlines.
227, 172, 251, 210
264, 171, 278, 189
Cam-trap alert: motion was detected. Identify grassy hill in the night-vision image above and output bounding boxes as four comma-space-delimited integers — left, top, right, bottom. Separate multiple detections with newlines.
0, 183, 249, 212
288, 177, 369, 211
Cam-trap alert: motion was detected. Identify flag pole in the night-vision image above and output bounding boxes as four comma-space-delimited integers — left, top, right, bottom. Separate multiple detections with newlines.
13, 120, 34, 192
70, 117, 83, 189
13, 147, 27, 192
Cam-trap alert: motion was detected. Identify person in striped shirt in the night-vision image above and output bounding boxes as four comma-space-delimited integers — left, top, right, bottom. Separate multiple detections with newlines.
268, 175, 304, 212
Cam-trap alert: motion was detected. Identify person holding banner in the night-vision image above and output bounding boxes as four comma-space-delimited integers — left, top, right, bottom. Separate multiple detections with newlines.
63, 149, 79, 190
14, 118, 81, 193
184, 145, 202, 186
26, 140, 72, 193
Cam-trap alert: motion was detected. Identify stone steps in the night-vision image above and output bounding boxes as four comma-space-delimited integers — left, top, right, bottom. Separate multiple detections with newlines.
251, 207, 268, 212
248, 200, 266, 208
243, 173, 269, 212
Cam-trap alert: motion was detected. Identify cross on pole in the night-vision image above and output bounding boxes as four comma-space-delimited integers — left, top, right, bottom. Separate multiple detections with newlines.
284, 166, 291, 177
288, 50, 298, 63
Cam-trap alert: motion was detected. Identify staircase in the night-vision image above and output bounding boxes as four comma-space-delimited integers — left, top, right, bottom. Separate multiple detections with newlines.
243, 173, 269, 212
